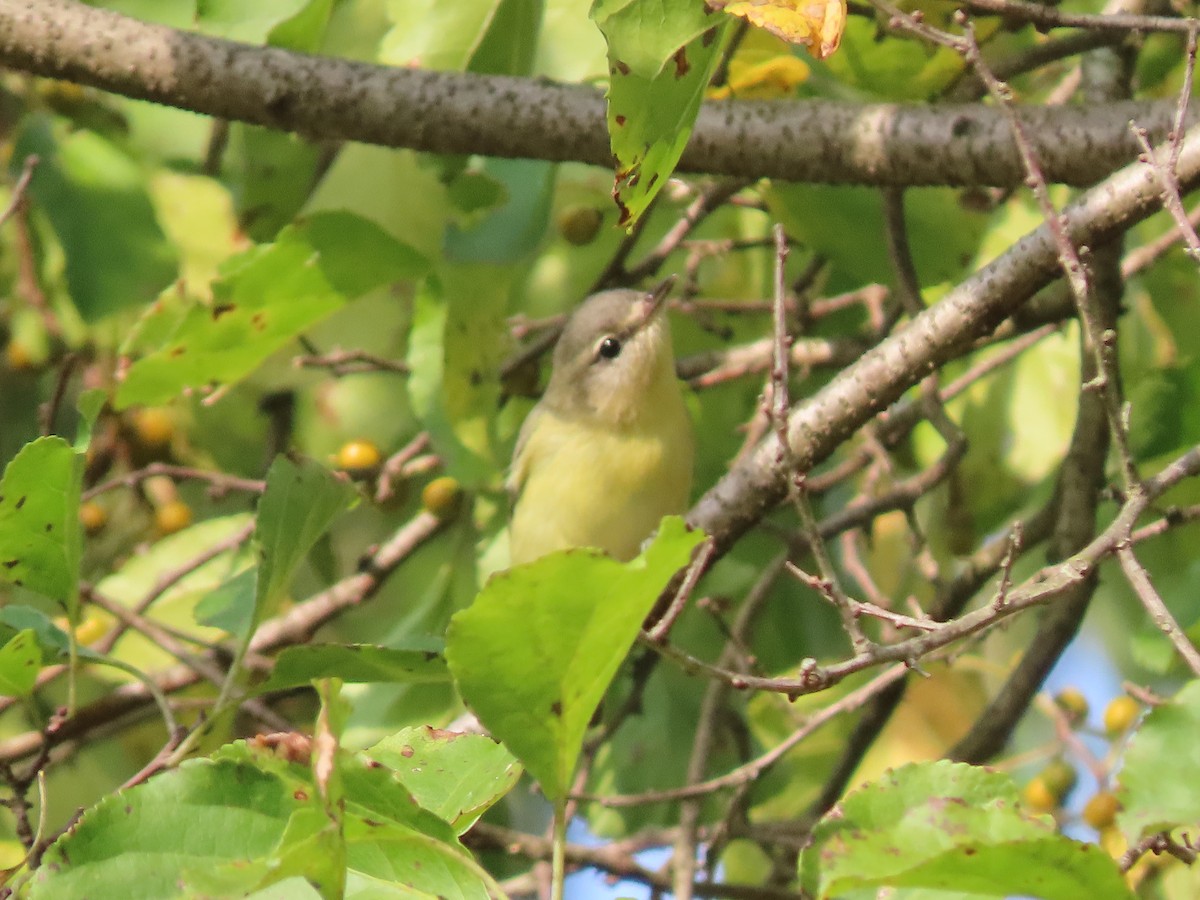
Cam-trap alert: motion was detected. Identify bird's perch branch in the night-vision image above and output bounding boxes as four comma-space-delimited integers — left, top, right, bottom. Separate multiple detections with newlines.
690, 120, 1200, 553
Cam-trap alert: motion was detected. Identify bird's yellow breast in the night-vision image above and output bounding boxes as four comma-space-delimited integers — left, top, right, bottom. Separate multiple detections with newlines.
509, 390, 693, 564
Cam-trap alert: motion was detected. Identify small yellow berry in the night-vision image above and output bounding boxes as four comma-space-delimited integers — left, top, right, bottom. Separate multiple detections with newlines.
74, 613, 111, 646
1039, 759, 1078, 800
1082, 791, 1120, 830
79, 501, 108, 535
421, 476, 463, 519
132, 407, 176, 450
5, 341, 34, 371
1022, 776, 1058, 813
1103, 696, 1141, 737
335, 439, 382, 477
155, 500, 193, 536
557, 206, 603, 246
1054, 687, 1090, 725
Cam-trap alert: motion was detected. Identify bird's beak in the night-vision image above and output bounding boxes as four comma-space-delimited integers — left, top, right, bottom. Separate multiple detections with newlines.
634, 276, 675, 328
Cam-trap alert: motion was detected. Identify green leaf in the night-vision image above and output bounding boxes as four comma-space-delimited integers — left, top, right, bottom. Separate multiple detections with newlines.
380, 0, 504, 70
268, 0, 334, 51
406, 274, 509, 486
764, 184, 987, 290
1127, 368, 1191, 461
799, 760, 1134, 900
14, 117, 178, 321
364, 726, 521, 832
303, 145, 449, 264
223, 742, 495, 898
468, 0, 545, 76
228, 125, 324, 242
446, 169, 509, 218
591, 0, 719, 79
259, 644, 451, 693
193, 568, 258, 638
195, 0, 313, 43
31, 758, 311, 900
96, 513, 255, 671
445, 516, 704, 799
0, 630, 42, 697
821, 15, 966, 101
442, 266, 509, 471
75, 389, 108, 453
343, 820, 492, 899
182, 806, 346, 899
115, 211, 427, 408
33, 741, 494, 900
1118, 679, 1200, 840
0, 606, 72, 660
445, 158, 555, 263
85, 0, 194, 28
1130, 625, 1177, 675
213, 741, 458, 843
0, 437, 84, 608
603, 23, 728, 226
254, 456, 358, 626
246, 877, 324, 899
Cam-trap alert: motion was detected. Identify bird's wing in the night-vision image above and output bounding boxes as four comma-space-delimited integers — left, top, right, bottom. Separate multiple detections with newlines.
506, 404, 544, 502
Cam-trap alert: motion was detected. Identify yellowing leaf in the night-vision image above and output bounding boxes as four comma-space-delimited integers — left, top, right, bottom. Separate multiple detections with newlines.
709, 54, 810, 99
709, 0, 847, 60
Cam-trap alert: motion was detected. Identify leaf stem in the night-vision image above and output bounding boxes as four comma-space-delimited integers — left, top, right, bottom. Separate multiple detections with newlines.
552, 798, 566, 900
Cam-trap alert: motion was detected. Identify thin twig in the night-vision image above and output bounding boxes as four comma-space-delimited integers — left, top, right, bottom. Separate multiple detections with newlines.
1130, 41, 1200, 260
585, 665, 908, 806
1117, 544, 1200, 676
647, 537, 717, 642
294, 348, 410, 376
84, 463, 265, 502
0, 154, 38, 228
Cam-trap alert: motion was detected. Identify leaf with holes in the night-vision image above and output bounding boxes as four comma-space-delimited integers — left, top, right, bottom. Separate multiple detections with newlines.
602, 24, 728, 228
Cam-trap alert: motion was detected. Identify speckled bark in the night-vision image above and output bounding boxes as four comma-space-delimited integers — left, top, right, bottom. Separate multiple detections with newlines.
0, 0, 1193, 187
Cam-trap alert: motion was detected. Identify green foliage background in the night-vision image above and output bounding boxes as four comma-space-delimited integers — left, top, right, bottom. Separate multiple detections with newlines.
1, 0, 1200, 898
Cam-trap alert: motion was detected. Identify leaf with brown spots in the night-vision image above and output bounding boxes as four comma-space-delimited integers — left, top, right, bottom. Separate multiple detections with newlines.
0, 437, 83, 608
592, 0, 718, 78
116, 211, 427, 409
800, 760, 1135, 899
593, 1, 731, 227
604, 24, 729, 227
0, 629, 43, 697
364, 725, 520, 833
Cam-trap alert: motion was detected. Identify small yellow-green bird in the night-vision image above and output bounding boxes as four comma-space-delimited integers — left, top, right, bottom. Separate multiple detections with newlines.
508, 282, 694, 565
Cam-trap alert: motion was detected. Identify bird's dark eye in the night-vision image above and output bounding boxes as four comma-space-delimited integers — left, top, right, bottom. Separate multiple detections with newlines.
598, 336, 622, 359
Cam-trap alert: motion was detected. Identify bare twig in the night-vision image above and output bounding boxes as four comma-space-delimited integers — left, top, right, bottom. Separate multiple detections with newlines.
647, 537, 717, 642
84, 463, 266, 502
1130, 32, 1200, 259
1120, 831, 1199, 872
588, 665, 908, 807
294, 348, 410, 376
1117, 544, 1200, 675
0, 154, 39, 228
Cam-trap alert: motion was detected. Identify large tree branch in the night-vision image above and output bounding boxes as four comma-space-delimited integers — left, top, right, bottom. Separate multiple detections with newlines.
0, 0, 1194, 188
689, 121, 1200, 555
